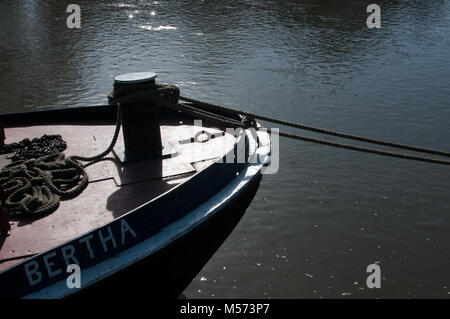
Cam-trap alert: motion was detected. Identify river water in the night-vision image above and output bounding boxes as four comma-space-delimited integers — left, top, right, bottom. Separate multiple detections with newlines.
1, 0, 449, 298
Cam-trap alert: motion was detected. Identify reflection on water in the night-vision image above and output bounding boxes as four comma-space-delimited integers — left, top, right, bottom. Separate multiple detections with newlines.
1, 0, 449, 298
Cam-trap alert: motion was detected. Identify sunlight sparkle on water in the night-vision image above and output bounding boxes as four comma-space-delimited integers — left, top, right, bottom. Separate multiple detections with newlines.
139, 25, 177, 31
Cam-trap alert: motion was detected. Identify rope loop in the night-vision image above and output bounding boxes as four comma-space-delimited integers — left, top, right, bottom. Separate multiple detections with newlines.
0, 104, 122, 218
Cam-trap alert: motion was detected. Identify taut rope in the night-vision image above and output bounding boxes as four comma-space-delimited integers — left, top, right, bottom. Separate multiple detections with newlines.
177, 96, 450, 166
179, 96, 450, 159
106, 90, 450, 166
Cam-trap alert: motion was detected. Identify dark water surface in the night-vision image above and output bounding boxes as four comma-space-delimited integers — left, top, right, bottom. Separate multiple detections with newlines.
1, 0, 449, 298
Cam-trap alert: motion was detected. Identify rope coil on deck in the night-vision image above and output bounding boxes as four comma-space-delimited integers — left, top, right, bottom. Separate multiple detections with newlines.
0, 105, 122, 218
0, 135, 68, 161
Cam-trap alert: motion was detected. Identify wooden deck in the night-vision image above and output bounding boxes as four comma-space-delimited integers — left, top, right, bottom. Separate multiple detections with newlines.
0, 120, 236, 272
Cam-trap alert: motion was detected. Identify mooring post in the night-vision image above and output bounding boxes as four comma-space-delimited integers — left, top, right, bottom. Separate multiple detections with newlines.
108, 72, 178, 163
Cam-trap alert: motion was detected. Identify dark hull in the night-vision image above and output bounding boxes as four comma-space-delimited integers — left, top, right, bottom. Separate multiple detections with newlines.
72, 174, 262, 298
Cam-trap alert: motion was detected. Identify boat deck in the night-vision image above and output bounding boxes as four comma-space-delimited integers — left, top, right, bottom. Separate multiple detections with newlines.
0, 119, 236, 272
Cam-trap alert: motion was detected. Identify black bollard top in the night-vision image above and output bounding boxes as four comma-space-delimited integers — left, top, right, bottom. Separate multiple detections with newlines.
114, 72, 157, 84
110, 72, 159, 103
108, 71, 179, 107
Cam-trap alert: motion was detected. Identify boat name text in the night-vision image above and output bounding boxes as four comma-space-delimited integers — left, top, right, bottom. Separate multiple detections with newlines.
24, 219, 137, 286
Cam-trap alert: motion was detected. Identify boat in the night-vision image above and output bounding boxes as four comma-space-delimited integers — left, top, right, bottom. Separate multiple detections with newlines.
0, 72, 272, 298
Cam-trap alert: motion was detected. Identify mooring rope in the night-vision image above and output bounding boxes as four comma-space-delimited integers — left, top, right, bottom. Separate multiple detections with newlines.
177, 96, 450, 166
275, 131, 450, 166
0, 105, 122, 218
157, 96, 244, 128
179, 96, 450, 159
107, 90, 450, 165
107, 86, 246, 128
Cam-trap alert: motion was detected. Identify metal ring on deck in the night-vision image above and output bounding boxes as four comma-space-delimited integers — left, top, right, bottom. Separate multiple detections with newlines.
194, 130, 213, 143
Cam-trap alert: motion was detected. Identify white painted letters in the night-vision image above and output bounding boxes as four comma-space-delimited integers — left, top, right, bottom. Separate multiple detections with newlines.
62, 245, 80, 267
79, 234, 95, 259
121, 219, 137, 244
24, 219, 136, 287
98, 226, 117, 252
24, 261, 42, 286
43, 251, 62, 278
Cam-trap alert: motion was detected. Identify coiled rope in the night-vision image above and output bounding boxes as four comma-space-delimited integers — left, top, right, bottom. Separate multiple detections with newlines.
177, 96, 450, 166
0, 105, 122, 218
0, 135, 68, 161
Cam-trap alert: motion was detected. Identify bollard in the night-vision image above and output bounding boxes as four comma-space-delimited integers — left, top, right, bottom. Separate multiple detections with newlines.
108, 72, 178, 163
